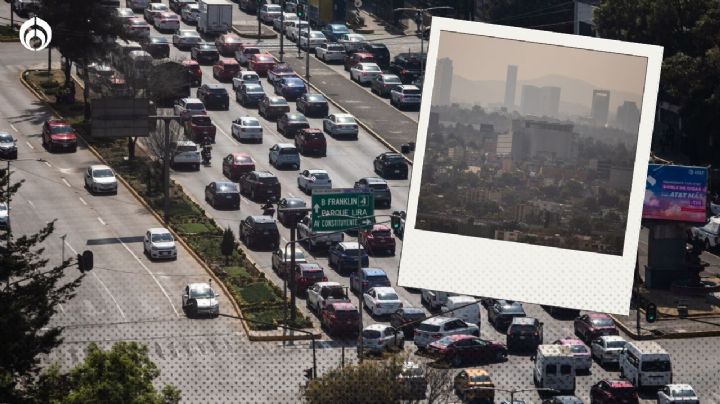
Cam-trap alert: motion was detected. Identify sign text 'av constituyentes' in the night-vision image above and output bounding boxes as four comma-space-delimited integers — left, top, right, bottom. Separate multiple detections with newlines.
310, 189, 374, 232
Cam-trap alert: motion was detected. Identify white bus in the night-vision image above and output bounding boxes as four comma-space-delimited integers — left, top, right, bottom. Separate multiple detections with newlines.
619, 341, 672, 389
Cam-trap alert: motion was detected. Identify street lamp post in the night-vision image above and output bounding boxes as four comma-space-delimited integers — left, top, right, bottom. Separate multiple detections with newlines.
277, 205, 312, 326
393, 6, 454, 78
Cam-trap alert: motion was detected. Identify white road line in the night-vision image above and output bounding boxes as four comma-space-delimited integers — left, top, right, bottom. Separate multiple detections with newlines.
118, 239, 180, 317
25, 141, 34, 149
78, 197, 87, 206
44, 161, 52, 167
10, 124, 17, 132
97, 217, 106, 226
62, 178, 71, 187
64, 240, 125, 318
217, 125, 234, 142
27, 200, 34, 208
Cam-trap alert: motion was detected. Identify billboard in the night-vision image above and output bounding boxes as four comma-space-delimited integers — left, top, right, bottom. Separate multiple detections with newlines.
90, 98, 150, 138
643, 164, 708, 222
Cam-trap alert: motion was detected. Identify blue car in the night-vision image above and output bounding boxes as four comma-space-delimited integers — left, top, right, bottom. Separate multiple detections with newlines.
274, 77, 307, 101
328, 242, 369, 274
350, 267, 391, 294
321, 23, 350, 42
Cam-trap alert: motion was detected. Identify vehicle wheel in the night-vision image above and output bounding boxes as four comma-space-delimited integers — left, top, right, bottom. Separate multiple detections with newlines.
599, 356, 605, 367
337, 262, 343, 273
195, 163, 200, 171
389, 249, 395, 256
620, 367, 625, 378
495, 350, 506, 362
705, 239, 711, 251
451, 354, 462, 367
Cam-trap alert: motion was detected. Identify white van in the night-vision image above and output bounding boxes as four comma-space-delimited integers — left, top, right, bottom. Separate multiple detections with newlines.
126, 50, 153, 80
112, 40, 142, 71
532, 345, 576, 394
619, 341, 672, 389
441, 295, 481, 325
420, 289, 455, 310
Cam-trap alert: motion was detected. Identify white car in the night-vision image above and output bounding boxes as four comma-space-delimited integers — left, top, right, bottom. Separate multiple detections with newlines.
173, 97, 206, 118
231, 116, 263, 143
590, 335, 627, 366
232, 70, 261, 90
143, 227, 177, 260
297, 169, 332, 193
390, 85, 422, 109
182, 282, 219, 317
350, 62, 382, 84
143, 2, 168, 22
657, 384, 699, 404
0, 202, 8, 230
413, 317, 480, 349
170, 140, 202, 170
181, 3, 199, 23
315, 43, 346, 63
84, 165, 118, 194
299, 30, 327, 51
153, 11, 180, 31
363, 286, 403, 316
172, 29, 202, 50
689, 216, 720, 249
287, 20, 309, 42
273, 13, 298, 33
269, 143, 300, 170
337, 33, 367, 53
323, 113, 359, 139
361, 323, 404, 353
259, 3, 282, 23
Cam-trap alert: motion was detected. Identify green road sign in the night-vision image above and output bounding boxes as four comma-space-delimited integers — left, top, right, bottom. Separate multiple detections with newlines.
311, 188, 374, 232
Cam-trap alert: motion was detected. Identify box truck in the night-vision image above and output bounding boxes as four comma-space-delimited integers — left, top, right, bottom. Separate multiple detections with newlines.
197, 0, 233, 35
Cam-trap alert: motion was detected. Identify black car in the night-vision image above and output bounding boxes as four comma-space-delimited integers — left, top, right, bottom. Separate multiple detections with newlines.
191, 42, 220, 65
238, 0, 258, 13
236, 83, 266, 107
389, 53, 424, 84
296, 93, 329, 117
487, 300, 527, 330
169, 0, 195, 13
543, 305, 581, 319
143, 36, 170, 58
239, 215, 280, 250
374, 152, 409, 179
258, 96, 291, 121
390, 307, 427, 339
239, 170, 281, 202
204, 181, 240, 209
196, 84, 229, 110
276, 112, 310, 138
277, 197, 308, 227
354, 177, 391, 208
358, 42, 390, 69
0, 132, 18, 160
506, 317, 544, 352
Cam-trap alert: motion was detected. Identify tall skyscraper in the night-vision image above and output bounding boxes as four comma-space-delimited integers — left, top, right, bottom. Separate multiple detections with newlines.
504, 65, 518, 110
616, 101, 640, 134
591, 89, 610, 126
520, 85, 561, 118
434, 58, 453, 106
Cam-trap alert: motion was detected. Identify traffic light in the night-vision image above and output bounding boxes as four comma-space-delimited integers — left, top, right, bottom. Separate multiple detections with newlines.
645, 302, 657, 323
77, 250, 94, 273
296, 4, 305, 18
391, 213, 401, 230
303, 367, 313, 380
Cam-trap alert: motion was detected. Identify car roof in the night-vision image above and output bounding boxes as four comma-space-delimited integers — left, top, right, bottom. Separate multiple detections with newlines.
332, 113, 354, 118
338, 241, 361, 249
285, 112, 306, 120
188, 282, 212, 290
361, 267, 386, 276
510, 317, 537, 325
371, 224, 391, 232
397, 85, 421, 91
381, 152, 403, 158
353, 52, 374, 58
666, 384, 695, 391
275, 143, 296, 149
314, 281, 341, 288
306, 169, 328, 175
205, 83, 225, 89
587, 312, 611, 318
231, 152, 252, 158
357, 62, 379, 68
148, 227, 171, 234
399, 307, 425, 315
464, 368, 490, 377
298, 263, 322, 271
361, 177, 387, 184
330, 302, 356, 310
175, 140, 197, 146
268, 96, 287, 102
444, 334, 475, 342
599, 335, 625, 342
253, 170, 276, 178
182, 97, 203, 103
422, 316, 454, 325
370, 286, 396, 294
365, 323, 390, 331
248, 215, 276, 223
47, 119, 70, 126
90, 164, 112, 171
555, 337, 584, 346
605, 379, 634, 388
238, 116, 259, 122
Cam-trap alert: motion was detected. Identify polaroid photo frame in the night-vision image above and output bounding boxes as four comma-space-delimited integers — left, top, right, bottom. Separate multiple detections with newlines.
398, 17, 664, 315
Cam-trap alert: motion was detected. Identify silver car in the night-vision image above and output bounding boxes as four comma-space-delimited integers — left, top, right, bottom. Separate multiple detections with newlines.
143, 227, 177, 260
0, 202, 8, 230
181, 3, 199, 23
590, 335, 627, 366
323, 113, 358, 139
361, 324, 404, 354
84, 164, 118, 194
182, 282, 219, 317
172, 29, 202, 50
269, 143, 300, 170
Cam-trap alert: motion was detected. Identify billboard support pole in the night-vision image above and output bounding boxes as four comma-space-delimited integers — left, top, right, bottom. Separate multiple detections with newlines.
163, 119, 171, 224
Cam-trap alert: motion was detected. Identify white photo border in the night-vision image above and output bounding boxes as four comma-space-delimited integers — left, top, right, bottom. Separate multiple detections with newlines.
397, 17, 664, 315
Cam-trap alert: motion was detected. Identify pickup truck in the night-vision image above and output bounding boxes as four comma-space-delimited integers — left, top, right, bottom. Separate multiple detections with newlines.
420, 289, 455, 311
170, 140, 201, 170
306, 281, 351, 314
690, 216, 720, 250
297, 215, 344, 251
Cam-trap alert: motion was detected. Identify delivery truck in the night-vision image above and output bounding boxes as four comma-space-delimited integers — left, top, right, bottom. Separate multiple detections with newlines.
197, 0, 233, 35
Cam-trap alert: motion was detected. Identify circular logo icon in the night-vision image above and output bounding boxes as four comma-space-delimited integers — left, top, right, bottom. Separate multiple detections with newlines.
19, 17, 52, 51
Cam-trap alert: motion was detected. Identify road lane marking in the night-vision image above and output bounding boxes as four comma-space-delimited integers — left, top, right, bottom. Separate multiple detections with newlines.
27, 200, 34, 208
62, 178, 71, 187
10, 124, 17, 132
117, 239, 180, 317
25, 141, 34, 149
44, 161, 52, 167
64, 240, 125, 319
97, 217, 106, 226
78, 197, 87, 206
217, 125, 233, 141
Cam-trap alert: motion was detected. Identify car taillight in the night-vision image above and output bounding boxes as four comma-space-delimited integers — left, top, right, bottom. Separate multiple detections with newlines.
534, 331, 539, 336
321, 276, 327, 282
432, 334, 442, 339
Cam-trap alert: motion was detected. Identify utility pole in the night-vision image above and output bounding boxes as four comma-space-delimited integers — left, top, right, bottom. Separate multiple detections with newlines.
279, 1, 285, 62
393, 6, 455, 79
305, 13, 311, 83
356, 219, 364, 362
4, 159, 9, 249
10, 1, 14, 29
149, 115, 183, 225
289, 223, 297, 323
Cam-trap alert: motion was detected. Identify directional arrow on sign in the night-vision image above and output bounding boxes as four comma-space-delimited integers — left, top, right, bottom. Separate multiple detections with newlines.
314, 204, 320, 213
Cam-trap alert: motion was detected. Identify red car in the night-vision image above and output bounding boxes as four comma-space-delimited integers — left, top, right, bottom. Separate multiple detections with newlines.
426, 334, 507, 367
184, 115, 216, 144
212, 58, 240, 82
182, 59, 202, 86
248, 53, 276, 75
321, 301, 360, 336
214, 33, 243, 55
222, 152, 256, 181
294, 263, 328, 292
574, 313, 619, 342
344, 51, 375, 71
590, 379, 639, 404
294, 128, 326, 156
359, 224, 396, 256
42, 119, 78, 153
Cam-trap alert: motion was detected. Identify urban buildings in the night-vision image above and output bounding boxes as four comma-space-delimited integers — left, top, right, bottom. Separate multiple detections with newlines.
616, 100, 640, 134
520, 85, 561, 118
434, 58, 454, 106
504, 65, 518, 110
591, 89, 610, 126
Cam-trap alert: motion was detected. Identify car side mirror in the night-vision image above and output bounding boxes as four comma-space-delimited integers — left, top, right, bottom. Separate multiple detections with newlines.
214, 293, 220, 298
183, 294, 189, 299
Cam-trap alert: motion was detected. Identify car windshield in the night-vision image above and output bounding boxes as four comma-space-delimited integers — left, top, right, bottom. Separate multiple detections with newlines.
182, 32, 200, 38
198, 45, 216, 51
241, 118, 260, 127
336, 309, 358, 319
245, 84, 264, 93
93, 169, 114, 178
243, 74, 260, 81
0, 204, 6, 212
591, 318, 614, 327
373, 230, 392, 238
328, 44, 345, 51
641, 360, 671, 372
469, 375, 491, 383
610, 387, 636, 398
50, 125, 72, 134
216, 183, 239, 193
606, 341, 626, 349
223, 36, 241, 43
331, 25, 349, 33
270, 99, 288, 106
304, 132, 324, 140
235, 155, 253, 164
190, 287, 214, 299
151, 233, 173, 242
254, 222, 277, 230
187, 103, 205, 110
283, 199, 306, 208
302, 269, 324, 278
342, 248, 362, 256
279, 147, 297, 155
367, 182, 388, 190
322, 287, 345, 299
569, 345, 588, 354
404, 89, 421, 95
363, 65, 381, 72
672, 389, 696, 397
0, 134, 13, 142
258, 177, 278, 184
192, 116, 211, 125
416, 323, 441, 333
310, 172, 328, 180
266, 4, 281, 11
255, 55, 274, 62
362, 329, 381, 339
511, 325, 535, 333
129, 20, 147, 26
176, 145, 197, 153
307, 94, 326, 102
208, 88, 227, 94
336, 116, 355, 124
310, 32, 324, 38
367, 275, 388, 283
151, 37, 169, 43
383, 76, 401, 84
377, 292, 399, 301
434, 336, 454, 346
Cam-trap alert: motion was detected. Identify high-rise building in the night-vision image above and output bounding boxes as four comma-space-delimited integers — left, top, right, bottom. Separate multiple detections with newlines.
591, 89, 610, 126
504, 65, 518, 110
434, 58, 453, 106
616, 101, 640, 134
520, 85, 561, 118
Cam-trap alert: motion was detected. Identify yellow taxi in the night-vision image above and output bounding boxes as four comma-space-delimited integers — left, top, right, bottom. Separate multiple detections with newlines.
453, 368, 494, 403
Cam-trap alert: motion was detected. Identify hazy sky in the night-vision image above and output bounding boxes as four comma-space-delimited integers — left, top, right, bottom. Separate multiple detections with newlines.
436, 31, 648, 95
